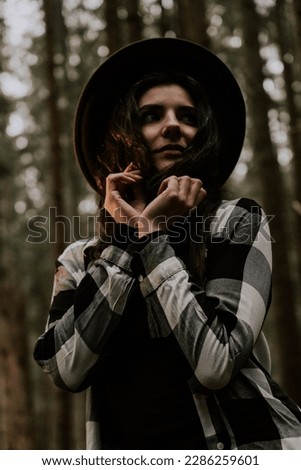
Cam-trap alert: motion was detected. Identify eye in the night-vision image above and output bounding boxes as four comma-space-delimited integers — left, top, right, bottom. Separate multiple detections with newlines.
138, 108, 161, 125
179, 109, 198, 126
140, 111, 160, 124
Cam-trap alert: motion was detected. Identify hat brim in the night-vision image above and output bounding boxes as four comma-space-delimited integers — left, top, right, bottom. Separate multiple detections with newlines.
74, 37, 246, 191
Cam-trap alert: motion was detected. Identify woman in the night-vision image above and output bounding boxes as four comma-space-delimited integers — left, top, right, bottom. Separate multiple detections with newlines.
34, 38, 301, 450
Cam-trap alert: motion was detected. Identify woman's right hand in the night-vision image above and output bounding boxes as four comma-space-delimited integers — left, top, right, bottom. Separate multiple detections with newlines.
104, 164, 145, 226
137, 175, 206, 237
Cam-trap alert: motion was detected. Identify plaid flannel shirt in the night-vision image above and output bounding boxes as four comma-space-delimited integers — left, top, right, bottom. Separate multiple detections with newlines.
34, 198, 301, 449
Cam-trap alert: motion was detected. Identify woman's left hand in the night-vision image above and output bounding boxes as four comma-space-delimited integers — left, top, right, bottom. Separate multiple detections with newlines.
137, 175, 206, 237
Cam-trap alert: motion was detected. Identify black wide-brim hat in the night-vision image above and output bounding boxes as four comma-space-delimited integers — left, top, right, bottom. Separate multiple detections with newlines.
74, 37, 246, 191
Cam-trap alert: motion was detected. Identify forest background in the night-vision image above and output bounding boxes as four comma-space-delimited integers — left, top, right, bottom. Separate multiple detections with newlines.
0, 0, 301, 450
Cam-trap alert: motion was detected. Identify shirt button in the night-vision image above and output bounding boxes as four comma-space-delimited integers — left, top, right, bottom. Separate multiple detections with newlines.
217, 442, 224, 450
138, 275, 144, 282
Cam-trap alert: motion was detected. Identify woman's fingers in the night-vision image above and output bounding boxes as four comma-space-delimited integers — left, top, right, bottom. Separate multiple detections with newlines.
157, 175, 179, 195
106, 172, 142, 185
105, 170, 206, 229
105, 173, 143, 198
137, 175, 207, 237
182, 177, 206, 208
157, 175, 206, 210
104, 167, 145, 224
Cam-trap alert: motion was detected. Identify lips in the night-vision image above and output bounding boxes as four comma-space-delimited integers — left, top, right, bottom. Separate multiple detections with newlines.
153, 144, 185, 154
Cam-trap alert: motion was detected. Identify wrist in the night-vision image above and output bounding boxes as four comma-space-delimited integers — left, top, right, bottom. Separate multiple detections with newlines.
128, 230, 167, 254
136, 215, 166, 238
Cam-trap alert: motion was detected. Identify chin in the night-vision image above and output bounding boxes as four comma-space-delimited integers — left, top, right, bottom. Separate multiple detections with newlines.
155, 157, 182, 172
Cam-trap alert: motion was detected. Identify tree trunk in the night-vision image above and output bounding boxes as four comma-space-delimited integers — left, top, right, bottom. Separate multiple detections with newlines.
0, 287, 33, 449
292, 0, 301, 54
0, 8, 34, 449
105, 0, 122, 53
239, 0, 301, 404
275, 0, 301, 290
176, 0, 210, 47
43, 0, 72, 449
124, 0, 143, 43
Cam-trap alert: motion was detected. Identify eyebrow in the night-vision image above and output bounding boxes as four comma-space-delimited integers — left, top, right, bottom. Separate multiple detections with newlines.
138, 104, 196, 111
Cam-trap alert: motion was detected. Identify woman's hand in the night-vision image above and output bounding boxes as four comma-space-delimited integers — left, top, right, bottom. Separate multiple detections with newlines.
105, 169, 206, 236
104, 164, 145, 226
137, 175, 206, 237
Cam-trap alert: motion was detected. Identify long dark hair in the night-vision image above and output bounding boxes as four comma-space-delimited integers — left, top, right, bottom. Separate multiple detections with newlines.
91, 72, 223, 284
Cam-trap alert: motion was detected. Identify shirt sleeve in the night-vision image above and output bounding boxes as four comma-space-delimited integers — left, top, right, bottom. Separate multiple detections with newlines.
129, 198, 273, 391
33, 241, 134, 392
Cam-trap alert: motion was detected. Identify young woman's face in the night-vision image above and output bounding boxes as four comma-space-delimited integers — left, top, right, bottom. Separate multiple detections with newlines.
138, 84, 198, 172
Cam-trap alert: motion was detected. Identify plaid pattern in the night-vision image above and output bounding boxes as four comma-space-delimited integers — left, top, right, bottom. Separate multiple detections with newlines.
34, 198, 301, 449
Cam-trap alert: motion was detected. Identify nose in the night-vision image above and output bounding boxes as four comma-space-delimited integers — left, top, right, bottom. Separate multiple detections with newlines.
161, 112, 182, 140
